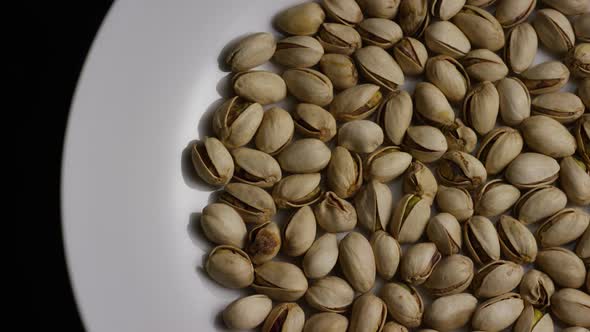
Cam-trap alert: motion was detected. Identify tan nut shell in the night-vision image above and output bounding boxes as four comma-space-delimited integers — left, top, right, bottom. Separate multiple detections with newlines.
338, 232, 376, 292
472, 260, 524, 298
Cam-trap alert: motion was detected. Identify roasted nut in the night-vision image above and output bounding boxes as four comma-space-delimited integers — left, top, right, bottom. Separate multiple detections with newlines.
431, 0, 466, 21
273, 36, 324, 68
380, 282, 425, 328
339, 232, 376, 292
201, 203, 247, 248
561, 156, 590, 205
551, 288, 590, 327
519, 269, 555, 308
403, 161, 439, 202
354, 45, 405, 91
505, 153, 560, 190
303, 233, 339, 279
400, 242, 442, 285
575, 13, 590, 42
220, 182, 276, 224
327, 146, 363, 199
472, 260, 524, 298
322, 0, 364, 26
357, 18, 403, 48
338, 120, 384, 153
496, 0, 536, 28
276, 2, 326, 36
255, 107, 294, 155
399, 0, 430, 37
330, 84, 383, 121
304, 313, 348, 332
403, 126, 448, 163
424, 254, 474, 296
317, 23, 362, 55
425, 21, 471, 58
531, 92, 585, 124
513, 185, 568, 225
427, 213, 463, 255
252, 261, 309, 301
191, 137, 234, 186
206, 245, 254, 288
565, 43, 590, 79
536, 247, 587, 288
462, 49, 509, 83
314, 192, 357, 233
391, 194, 432, 244
424, 293, 477, 331
541, 0, 590, 16
463, 216, 501, 265
462, 81, 499, 136
261, 302, 305, 332
443, 119, 478, 153
232, 70, 287, 105
435, 186, 473, 222
521, 115, 577, 158
496, 76, 531, 126
225, 32, 276, 72
371, 230, 402, 280
471, 293, 524, 331
505, 23, 538, 74
425, 56, 471, 104
393, 37, 429, 75
437, 151, 487, 190
231, 147, 282, 188
278, 138, 331, 173
272, 173, 323, 209
414, 82, 456, 127
513, 305, 554, 332
537, 208, 590, 248
348, 293, 388, 332
305, 276, 355, 313
520, 61, 570, 95
355, 180, 393, 232
496, 215, 538, 264
283, 206, 317, 257
283, 68, 334, 106
212, 97, 263, 148
223, 295, 272, 330
364, 146, 412, 183
319, 53, 359, 90
293, 103, 337, 142
247, 222, 281, 264
452, 5, 505, 51
474, 179, 521, 217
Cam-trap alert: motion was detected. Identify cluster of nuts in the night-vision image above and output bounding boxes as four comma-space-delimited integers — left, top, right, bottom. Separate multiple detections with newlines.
191, 0, 590, 331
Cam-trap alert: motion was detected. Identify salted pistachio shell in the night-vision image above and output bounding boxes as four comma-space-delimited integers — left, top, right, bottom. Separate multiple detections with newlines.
272, 173, 323, 209
566, 43, 590, 79
505, 23, 538, 74
283, 206, 317, 257
496, 0, 536, 28
355, 180, 393, 232
354, 46, 405, 91
425, 56, 470, 104
304, 313, 348, 332
393, 37, 428, 75
402, 161, 439, 202
391, 194, 432, 244
437, 151, 487, 190
466, 0, 497, 6
400, 242, 442, 285
472, 260, 524, 298
327, 146, 363, 199
521, 61, 570, 95
403, 126, 448, 163
575, 13, 590, 42
431, 0, 466, 21
537, 208, 590, 248
283, 68, 334, 106
474, 179, 521, 217
496, 76, 531, 126
314, 192, 357, 233
191, 137, 234, 186
471, 293, 524, 331
338, 120, 384, 153
463, 216, 501, 265
357, 18, 403, 48
339, 232, 376, 292
378, 90, 413, 145
274, 36, 324, 68
435, 186, 473, 222
247, 222, 281, 264
365, 146, 412, 183
427, 213, 462, 255
231, 147, 282, 188
542, 0, 590, 16
576, 115, 590, 164
443, 118, 478, 153
577, 225, 590, 264
233, 71, 286, 105
371, 230, 402, 280
278, 139, 331, 173
255, 107, 294, 155
330, 84, 383, 121
253, 261, 309, 301
276, 2, 326, 36
212, 97, 263, 148
380, 282, 424, 328
261, 303, 305, 332
424, 293, 477, 331
519, 269, 555, 308
225, 32, 276, 72
522, 115, 577, 158
220, 183, 276, 224
462, 82, 499, 136
414, 82, 455, 127
461, 49, 508, 83
514, 305, 553, 332
349, 293, 388, 332
536, 247, 586, 288
532, 92, 585, 124
305, 276, 355, 313
223, 295, 272, 330
424, 254, 474, 296
505, 153, 560, 189
424, 21, 471, 58
551, 288, 590, 327
317, 23, 362, 55
201, 203, 247, 248
514, 185, 567, 225
206, 245, 254, 288
319, 53, 358, 90
497, 215, 538, 264
383, 322, 409, 332
357, 0, 401, 19
452, 5, 505, 51
322, 0, 364, 25
477, 127, 523, 175
293, 104, 337, 142
303, 233, 339, 279
399, 0, 430, 37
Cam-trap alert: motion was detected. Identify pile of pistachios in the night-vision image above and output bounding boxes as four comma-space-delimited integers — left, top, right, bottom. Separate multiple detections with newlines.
192, 0, 590, 331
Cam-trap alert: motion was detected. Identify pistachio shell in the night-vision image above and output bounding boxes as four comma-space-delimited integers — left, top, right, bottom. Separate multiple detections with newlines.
414, 82, 456, 127
261, 303, 305, 332
278, 139, 331, 173
330, 84, 383, 121
365, 146, 412, 183
472, 260, 524, 298
399, 0, 430, 37
371, 230, 402, 280
355, 180, 393, 232
424, 254, 474, 296
348, 293, 388, 332
496, 0, 536, 28
536, 247, 586, 288
402, 161, 439, 202
305, 276, 355, 313
431, 0, 466, 20
255, 107, 294, 155
514, 305, 553, 332
496, 215, 538, 264
496, 76, 531, 126
191, 137, 234, 186
435, 186, 474, 222
378, 90, 413, 145
520, 61, 570, 95
253, 261, 309, 301
220, 183, 276, 224
276, 2, 326, 36
424, 293, 478, 331
437, 151, 487, 189
357, 0, 401, 19
461, 49, 508, 83
575, 13, 590, 42
327, 146, 363, 199
274, 36, 325, 68
514, 185, 568, 224
393, 37, 429, 75
339, 232, 376, 292
565, 43, 590, 79
401, 242, 442, 285
322, 0, 364, 26
231, 147, 282, 188
452, 5, 505, 51
425, 21, 471, 58
319, 53, 359, 90
521, 115, 577, 158
477, 127, 524, 175
537, 208, 589, 248
314, 192, 358, 233
272, 173, 323, 209
505, 23, 538, 74
403, 126, 448, 163
201, 203, 247, 248
462, 81, 499, 136
223, 295, 272, 330
551, 288, 590, 327
206, 245, 254, 288
427, 213, 463, 255
443, 118, 478, 153
247, 222, 281, 264
466, 0, 497, 7
542, 0, 590, 15
471, 293, 524, 331
338, 120, 384, 153
354, 45, 405, 91
304, 313, 348, 332
463, 216, 501, 265
380, 282, 424, 328
317, 23, 362, 55
225, 32, 276, 72
283, 206, 317, 257
532, 92, 585, 124
212, 97, 263, 148
383, 321, 409, 332
283, 68, 334, 106
505, 153, 560, 189
474, 179, 521, 217
425, 56, 470, 104
303, 233, 339, 279
391, 194, 432, 244
293, 103, 337, 142
357, 18, 403, 48
233, 70, 287, 105
519, 269, 555, 308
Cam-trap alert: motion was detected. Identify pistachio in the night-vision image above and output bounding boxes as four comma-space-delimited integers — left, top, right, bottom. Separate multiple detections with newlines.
471, 293, 524, 331
424, 21, 471, 58
427, 213, 463, 255
537, 208, 590, 248
283, 206, 317, 257
304, 313, 348, 332
319, 53, 358, 90
191, 137, 234, 186
391, 194, 432, 244
322, 0, 364, 26
562, 156, 590, 204
357, 0, 401, 19
222, 295, 272, 330
253, 261, 309, 301
520, 61, 571, 95
402, 161, 439, 201
330, 84, 383, 121
354, 46, 405, 91
201, 203, 247, 248
283, 68, 334, 106
536, 247, 586, 288
505, 153, 560, 189
466, 0, 497, 7
365, 146, 412, 183
565, 43, 590, 79
435, 187, 473, 223
225, 32, 276, 72
393, 37, 429, 75
505, 23, 538, 74
383, 321, 409, 332
541, 0, 590, 16
371, 230, 402, 280
437, 151, 487, 189
514, 185, 568, 225
399, 0, 430, 37
414, 83, 455, 128
519, 269, 555, 308
425, 56, 470, 104
462, 81, 499, 135
532, 92, 585, 124
272, 173, 323, 209
496, 76, 531, 126
577, 226, 590, 265
261, 303, 305, 332
220, 183, 276, 224
575, 13, 590, 42
462, 49, 509, 83
231, 147, 282, 188
378, 90, 413, 145
293, 103, 337, 142
496, 0, 536, 28
425, 294, 477, 331
212, 97, 263, 148
431, 0, 466, 20
497, 215, 538, 264
338, 120, 384, 153
402, 126, 448, 163
317, 23, 362, 55
276, 2, 326, 36
474, 180, 521, 217
401, 242, 442, 285
463, 216, 501, 265
472, 260, 524, 298
357, 18, 403, 48
247, 222, 281, 264
514, 305, 554, 332
356, 180, 393, 232
314, 192, 358, 233
274, 36, 325, 68
348, 293, 388, 332
327, 146, 363, 199
576, 115, 590, 164
424, 254, 474, 296
303, 233, 339, 279
255, 107, 294, 155
522, 115, 577, 158
443, 118, 478, 153
452, 5, 505, 51
206, 245, 254, 288
380, 282, 424, 328
551, 288, 590, 327
305, 276, 355, 313
339, 232, 376, 292
278, 139, 331, 173
232, 71, 287, 105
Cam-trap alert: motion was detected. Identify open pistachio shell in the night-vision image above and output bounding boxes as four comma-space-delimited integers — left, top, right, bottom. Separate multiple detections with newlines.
319, 53, 359, 90
261, 303, 305, 332
399, 0, 430, 37
403, 126, 448, 163
576, 115, 590, 164
560, 156, 590, 206
283, 68, 334, 106
577, 226, 590, 265
247, 222, 281, 264
220, 183, 276, 224
206, 245, 254, 289
551, 288, 590, 327
403, 161, 439, 202
225, 32, 276, 72
532, 92, 585, 124
431, 0, 466, 21
514, 305, 554, 332
519, 269, 555, 308
514, 185, 567, 225
463, 216, 501, 265
401, 242, 442, 285
231, 147, 282, 188
354, 45, 405, 91
520, 61, 570, 95
424, 254, 474, 296
471, 293, 524, 331
496, 215, 538, 264
533, 8, 575, 54
496, 0, 536, 28
330, 84, 383, 121
378, 90, 413, 145
293, 103, 337, 142
364, 146, 412, 183
472, 260, 524, 299
474, 179, 521, 217
414, 82, 456, 127
212, 96, 264, 148
424, 21, 471, 58
391, 194, 432, 244
565, 43, 590, 79
253, 261, 309, 301
357, 18, 403, 48
273, 35, 324, 68
443, 118, 478, 153
575, 13, 590, 42
305, 276, 355, 313
393, 37, 429, 75
437, 151, 487, 190
317, 23, 362, 55
272, 173, 323, 209
314, 192, 357, 233
427, 213, 462, 255
355, 180, 393, 232
462, 81, 499, 136
462, 49, 508, 83
425, 56, 470, 104
536, 247, 586, 288
191, 137, 234, 186
322, 0, 364, 26
380, 282, 424, 328
542, 0, 590, 15
327, 146, 363, 199
496, 76, 531, 126
477, 127, 523, 175
452, 5, 505, 51
348, 293, 388, 332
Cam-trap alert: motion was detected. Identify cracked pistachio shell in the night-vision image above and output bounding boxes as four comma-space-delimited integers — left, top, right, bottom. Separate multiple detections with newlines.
463, 216, 501, 265
303, 233, 339, 279
349, 293, 388, 332
431, 0, 466, 21
283, 206, 317, 257
206, 245, 254, 289
497, 76, 531, 126
330, 84, 383, 121
403, 126, 448, 163
403, 161, 439, 202
262, 303, 305, 332
472, 293, 525, 331
399, 0, 430, 37
425, 293, 478, 331
223, 295, 273, 330
253, 261, 309, 301
231, 147, 282, 188
505, 153, 560, 189
452, 5, 505, 51
391, 194, 432, 244
212, 97, 263, 148
463, 81, 499, 136
314, 192, 358, 233
354, 46, 405, 91
462, 49, 508, 83
497, 215, 538, 264
576, 115, 590, 164
425, 21, 471, 58
477, 127, 523, 175
232, 71, 287, 105
201, 203, 247, 248
247, 222, 281, 265
521, 61, 571, 95
522, 115, 577, 158
380, 282, 424, 328
537, 208, 590, 248
514, 305, 554, 332
443, 119, 478, 153
542, 0, 590, 16
371, 230, 402, 280
575, 14, 590, 42
304, 313, 348, 332
365, 146, 412, 183
191, 137, 234, 186
225, 32, 276, 72
383, 321, 409, 332
496, 0, 536, 28
273, 36, 324, 68
317, 23, 362, 55
283, 68, 334, 106
339, 232, 376, 292
322, 0, 363, 26
437, 151, 487, 189
272, 173, 323, 209
467, 0, 496, 6
357, 0, 401, 19
551, 288, 590, 327
427, 213, 462, 255
338, 120, 384, 153
293, 103, 337, 142
278, 139, 331, 173
358, 18, 403, 48
319, 54, 358, 90
393, 37, 428, 76
378, 90, 413, 145
424, 254, 474, 296
536, 247, 586, 288
327, 146, 363, 199
425, 56, 470, 104
532, 92, 585, 124
255, 107, 294, 155
414, 82, 456, 127
435, 187, 473, 222
566, 43, 590, 79
520, 269, 555, 308
505, 23, 538, 74
220, 183, 276, 224
474, 180, 521, 217
514, 185, 567, 225
472, 260, 524, 298
276, 2, 326, 36
355, 180, 393, 232
400, 242, 442, 285
305, 276, 355, 313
